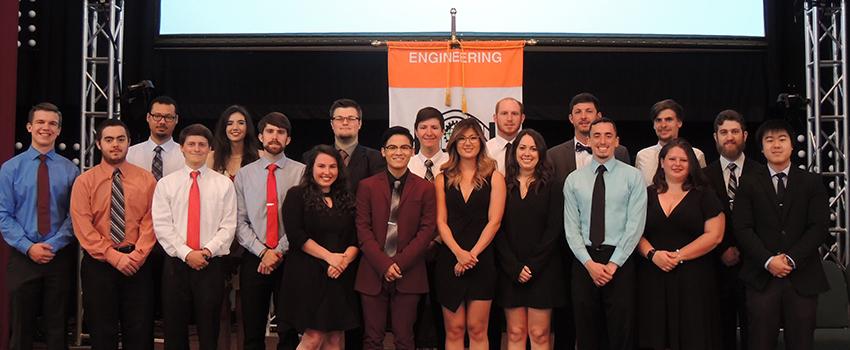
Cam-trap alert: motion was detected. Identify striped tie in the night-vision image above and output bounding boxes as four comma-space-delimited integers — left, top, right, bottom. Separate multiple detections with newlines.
727, 163, 738, 201
110, 168, 126, 244
152, 145, 164, 180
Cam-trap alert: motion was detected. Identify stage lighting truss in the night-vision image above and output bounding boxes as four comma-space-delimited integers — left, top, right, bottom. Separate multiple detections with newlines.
804, 0, 850, 266
78, 0, 124, 345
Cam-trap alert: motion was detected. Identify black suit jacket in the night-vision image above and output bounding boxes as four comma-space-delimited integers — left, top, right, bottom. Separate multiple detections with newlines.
303, 144, 385, 193
733, 165, 830, 296
547, 138, 631, 185
703, 157, 762, 254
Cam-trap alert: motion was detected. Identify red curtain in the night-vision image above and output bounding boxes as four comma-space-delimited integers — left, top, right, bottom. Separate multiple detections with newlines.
0, 1, 21, 349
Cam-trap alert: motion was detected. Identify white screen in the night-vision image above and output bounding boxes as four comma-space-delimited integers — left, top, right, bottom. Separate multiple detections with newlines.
160, 0, 765, 38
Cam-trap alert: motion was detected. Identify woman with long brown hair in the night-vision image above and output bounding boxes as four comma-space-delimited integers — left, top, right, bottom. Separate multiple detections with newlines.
207, 105, 261, 180
434, 118, 506, 350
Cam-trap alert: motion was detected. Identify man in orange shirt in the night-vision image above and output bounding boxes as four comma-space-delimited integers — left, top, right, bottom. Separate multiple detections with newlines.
70, 119, 158, 350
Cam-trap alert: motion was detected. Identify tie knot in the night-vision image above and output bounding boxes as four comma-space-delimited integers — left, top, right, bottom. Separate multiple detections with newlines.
424, 159, 434, 168
38, 154, 47, 162
727, 163, 738, 171
190, 170, 200, 179
267, 163, 278, 172
596, 164, 607, 174
154, 145, 163, 153
393, 180, 401, 190
775, 172, 787, 180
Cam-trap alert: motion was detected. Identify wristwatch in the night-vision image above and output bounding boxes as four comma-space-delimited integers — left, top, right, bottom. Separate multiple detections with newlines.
646, 249, 657, 261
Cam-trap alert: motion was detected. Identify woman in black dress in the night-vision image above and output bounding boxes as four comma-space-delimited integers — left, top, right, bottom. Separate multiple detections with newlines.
434, 118, 506, 350
280, 145, 360, 350
495, 129, 566, 350
636, 138, 725, 350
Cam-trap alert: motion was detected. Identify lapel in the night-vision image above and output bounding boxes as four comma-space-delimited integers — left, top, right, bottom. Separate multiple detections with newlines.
780, 167, 803, 218
376, 172, 391, 204
707, 161, 730, 204
398, 174, 416, 208
565, 138, 578, 173
757, 167, 782, 216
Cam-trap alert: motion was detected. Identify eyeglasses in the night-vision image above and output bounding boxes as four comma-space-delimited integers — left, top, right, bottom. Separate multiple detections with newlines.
149, 113, 178, 122
332, 116, 361, 123
457, 136, 479, 144
383, 145, 413, 152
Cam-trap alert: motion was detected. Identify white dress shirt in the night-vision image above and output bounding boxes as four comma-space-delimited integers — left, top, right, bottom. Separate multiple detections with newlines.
634, 143, 707, 185
152, 165, 236, 261
719, 154, 746, 190
127, 138, 185, 179
486, 134, 516, 175
409, 150, 449, 179
574, 139, 594, 170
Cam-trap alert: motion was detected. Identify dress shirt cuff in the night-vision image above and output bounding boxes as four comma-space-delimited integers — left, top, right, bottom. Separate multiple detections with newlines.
247, 240, 267, 258
104, 248, 122, 267
786, 255, 797, 269
609, 251, 627, 267
763, 256, 774, 270
14, 239, 34, 256
203, 240, 224, 258
177, 245, 194, 262
574, 249, 592, 267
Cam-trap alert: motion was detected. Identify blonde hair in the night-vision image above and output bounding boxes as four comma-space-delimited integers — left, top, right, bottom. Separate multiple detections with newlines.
441, 118, 496, 189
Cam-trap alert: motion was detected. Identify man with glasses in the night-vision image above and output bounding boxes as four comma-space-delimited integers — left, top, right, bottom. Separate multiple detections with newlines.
355, 126, 437, 350
127, 95, 185, 181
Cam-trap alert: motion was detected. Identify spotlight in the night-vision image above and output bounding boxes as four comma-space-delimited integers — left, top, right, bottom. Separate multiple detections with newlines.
797, 150, 806, 158
28, 10, 35, 18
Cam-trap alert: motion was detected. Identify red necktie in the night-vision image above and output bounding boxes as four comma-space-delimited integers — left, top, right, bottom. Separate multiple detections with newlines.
187, 170, 201, 250
37, 154, 51, 235
266, 164, 279, 249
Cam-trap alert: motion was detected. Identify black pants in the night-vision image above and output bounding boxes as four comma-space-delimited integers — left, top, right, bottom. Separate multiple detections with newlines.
239, 253, 298, 350
414, 247, 445, 349
7, 246, 74, 350
718, 262, 747, 350
81, 252, 154, 350
746, 278, 817, 350
553, 244, 576, 350
162, 256, 225, 350
571, 246, 635, 350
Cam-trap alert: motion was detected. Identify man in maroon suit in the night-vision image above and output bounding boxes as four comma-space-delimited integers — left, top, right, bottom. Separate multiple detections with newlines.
355, 126, 438, 350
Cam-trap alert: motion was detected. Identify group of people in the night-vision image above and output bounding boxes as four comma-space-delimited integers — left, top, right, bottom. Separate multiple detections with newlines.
0, 92, 830, 350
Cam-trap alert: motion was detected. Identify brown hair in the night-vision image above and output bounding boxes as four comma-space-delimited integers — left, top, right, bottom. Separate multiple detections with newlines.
441, 118, 496, 189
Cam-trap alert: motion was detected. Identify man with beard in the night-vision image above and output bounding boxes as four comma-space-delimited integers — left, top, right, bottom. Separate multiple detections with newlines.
0, 103, 79, 350
635, 99, 707, 185
127, 95, 185, 181
487, 97, 526, 175
71, 119, 158, 349
235, 112, 305, 350
703, 110, 760, 350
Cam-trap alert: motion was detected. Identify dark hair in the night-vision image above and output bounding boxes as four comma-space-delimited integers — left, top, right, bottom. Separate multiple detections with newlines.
28, 102, 63, 126
650, 138, 708, 193
569, 93, 601, 114
713, 109, 747, 133
257, 112, 292, 134
414, 107, 444, 130
495, 97, 524, 115
505, 129, 553, 194
755, 119, 795, 149
300, 145, 355, 214
650, 99, 683, 122
178, 124, 213, 145
212, 105, 260, 173
95, 119, 130, 141
149, 95, 178, 114
381, 126, 414, 146
590, 117, 618, 136
329, 98, 362, 119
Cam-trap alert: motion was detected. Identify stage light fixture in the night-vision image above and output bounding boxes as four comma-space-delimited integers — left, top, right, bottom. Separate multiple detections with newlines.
58, 143, 66, 151
14, 142, 22, 150
28, 39, 36, 47
28, 25, 35, 32
798, 150, 806, 158
797, 134, 806, 143
28, 10, 35, 18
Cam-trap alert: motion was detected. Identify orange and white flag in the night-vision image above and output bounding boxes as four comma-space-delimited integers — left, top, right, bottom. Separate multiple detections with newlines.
387, 41, 524, 137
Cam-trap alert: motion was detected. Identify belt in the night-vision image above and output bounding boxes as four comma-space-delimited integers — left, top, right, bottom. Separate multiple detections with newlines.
116, 244, 135, 253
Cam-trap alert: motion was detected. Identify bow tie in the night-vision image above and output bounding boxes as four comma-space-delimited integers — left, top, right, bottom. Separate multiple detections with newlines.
576, 143, 593, 154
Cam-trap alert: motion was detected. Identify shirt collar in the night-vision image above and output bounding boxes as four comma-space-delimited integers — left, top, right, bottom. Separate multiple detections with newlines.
182, 164, 209, 177
148, 137, 178, 152
26, 146, 56, 160
258, 154, 289, 169
574, 138, 590, 148
719, 154, 745, 171
97, 160, 132, 177
589, 157, 619, 172
416, 150, 447, 163
491, 135, 514, 150
335, 142, 357, 158
768, 163, 791, 178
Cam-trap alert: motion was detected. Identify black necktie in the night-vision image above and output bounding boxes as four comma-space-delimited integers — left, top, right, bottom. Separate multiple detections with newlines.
152, 145, 164, 181
424, 159, 434, 182
775, 172, 787, 203
576, 143, 593, 154
110, 168, 126, 244
504, 142, 513, 170
590, 165, 607, 247
385, 180, 401, 257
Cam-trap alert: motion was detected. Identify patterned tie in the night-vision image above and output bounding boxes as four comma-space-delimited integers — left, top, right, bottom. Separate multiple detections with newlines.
266, 163, 279, 249
727, 163, 738, 202
152, 145, 164, 181
589, 165, 607, 248
424, 159, 434, 182
110, 168, 126, 244
775, 172, 787, 203
187, 171, 201, 250
385, 180, 401, 257
37, 154, 51, 235
339, 149, 350, 167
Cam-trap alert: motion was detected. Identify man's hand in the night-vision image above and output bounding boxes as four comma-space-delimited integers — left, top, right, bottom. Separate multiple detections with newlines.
585, 261, 613, 287
185, 251, 209, 270
114, 254, 139, 276
652, 250, 680, 272
604, 262, 619, 277
518, 265, 532, 283
385, 263, 403, 282
257, 250, 283, 275
767, 254, 793, 278
27, 243, 55, 264
720, 247, 741, 267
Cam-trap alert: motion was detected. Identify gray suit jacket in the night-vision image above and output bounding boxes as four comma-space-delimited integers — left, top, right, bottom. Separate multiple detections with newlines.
547, 138, 631, 185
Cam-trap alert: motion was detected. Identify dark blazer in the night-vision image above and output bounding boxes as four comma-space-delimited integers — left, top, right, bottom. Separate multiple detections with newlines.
733, 165, 830, 296
304, 144, 385, 193
703, 157, 762, 254
354, 172, 437, 295
547, 138, 631, 185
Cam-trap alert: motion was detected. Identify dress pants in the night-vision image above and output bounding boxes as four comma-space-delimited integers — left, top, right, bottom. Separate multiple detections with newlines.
81, 251, 154, 350
718, 262, 747, 350
239, 253, 298, 350
360, 283, 421, 350
571, 246, 635, 350
414, 246, 444, 349
7, 246, 74, 350
162, 256, 225, 350
746, 277, 817, 350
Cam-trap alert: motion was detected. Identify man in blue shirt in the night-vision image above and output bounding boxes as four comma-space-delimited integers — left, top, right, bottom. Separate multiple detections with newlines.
0, 103, 80, 350
563, 118, 647, 350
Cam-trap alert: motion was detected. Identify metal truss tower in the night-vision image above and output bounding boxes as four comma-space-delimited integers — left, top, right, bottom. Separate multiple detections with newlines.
78, 0, 124, 345
804, 0, 850, 266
